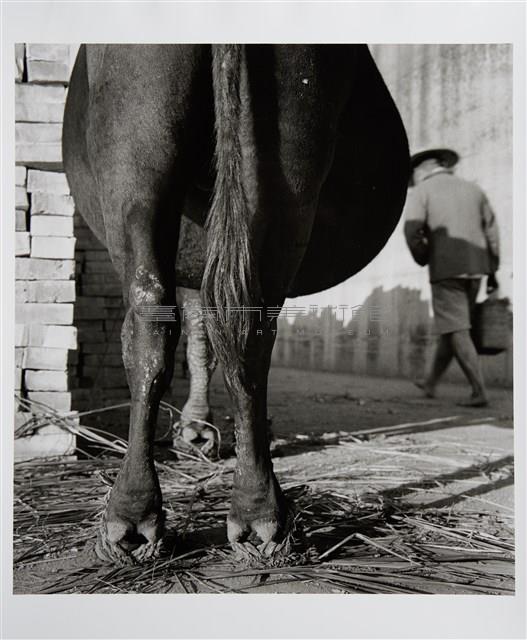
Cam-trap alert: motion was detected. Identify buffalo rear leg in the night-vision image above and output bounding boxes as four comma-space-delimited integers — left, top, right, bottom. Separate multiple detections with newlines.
208, 44, 346, 562
177, 286, 219, 456
64, 43, 213, 565
225, 322, 294, 560
96, 206, 180, 565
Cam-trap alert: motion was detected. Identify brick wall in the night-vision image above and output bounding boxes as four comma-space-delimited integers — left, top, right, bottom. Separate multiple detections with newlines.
13, 44, 185, 442
14, 44, 77, 460
70, 214, 186, 430
71, 216, 130, 414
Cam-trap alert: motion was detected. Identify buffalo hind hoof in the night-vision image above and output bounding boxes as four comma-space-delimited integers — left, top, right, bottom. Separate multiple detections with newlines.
95, 510, 165, 566
177, 420, 219, 459
227, 499, 300, 567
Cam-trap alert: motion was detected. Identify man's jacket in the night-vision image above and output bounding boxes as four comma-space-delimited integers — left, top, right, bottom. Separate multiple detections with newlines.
404, 170, 500, 283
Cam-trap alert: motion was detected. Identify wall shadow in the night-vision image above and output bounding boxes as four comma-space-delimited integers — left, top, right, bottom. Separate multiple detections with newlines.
273, 280, 512, 387
273, 284, 433, 380
379, 453, 514, 509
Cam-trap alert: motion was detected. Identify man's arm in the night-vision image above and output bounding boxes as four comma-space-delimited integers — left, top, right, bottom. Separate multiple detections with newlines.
481, 193, 500, 272
403, 187, 429, 267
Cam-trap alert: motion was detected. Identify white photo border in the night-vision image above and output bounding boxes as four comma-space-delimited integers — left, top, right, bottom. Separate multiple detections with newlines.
1, 2, 525, 638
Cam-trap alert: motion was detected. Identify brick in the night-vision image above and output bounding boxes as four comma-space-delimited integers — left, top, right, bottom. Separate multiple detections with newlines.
16, 166, 27, 187
104, 322, 125, 338
16, 123, 62, 144
104, 388, 131, 401
82, 342, 122, 355
15, 347, 25, 367
16, 186, 28, 210
77, 328, 107, 343
16, 145, 62, 168
38, 281, 75, 303
17, 280, 75, 303
31, 237, 76, 259
15, 324, 28, 347
104, 298, 124, 308
28, 325, 77, 349
26, 44, 70, 64
77, 296, 106, 308
16, 232, 30, 256
75, 229, 105, 250
25, 370, 68, 391
84, 354, 123, 367
82, 367, 127, 388
16, 303, 73, 325
16, 210, 28, 232
15, 425, 76, 462
74, 305, 108, 320
72, 389, 130, 407
75, 320, 104, 331
82, 360, 106, 376
16, 123, 63, 168
15, 43, 25, 83
27, 392, 72, 412
23, 347, 68, 370
83, 250, 111, 261
27, 61, 70, 84
79, 274, 117, 286
72, 388, 102, 404
16, 84, 66, 123
17, 102, 65, 125
27, 170, 69, 194
16, 258, 75, 280
31, 215, 74, 236
74, 215, 88, 228
15, 367, 23, 390
82, 284, 122, 297
16, 83, 66, 102
31, 192, 74, 216
107, 308, 125, 321
15, 282, 27, 303
84, 261, 116, 274
68, 351, 79, 365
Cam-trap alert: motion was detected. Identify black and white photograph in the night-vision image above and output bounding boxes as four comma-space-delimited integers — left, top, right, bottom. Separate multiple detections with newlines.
2, 2, 526, 639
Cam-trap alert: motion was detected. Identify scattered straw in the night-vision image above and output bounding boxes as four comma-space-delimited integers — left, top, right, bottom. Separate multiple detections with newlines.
12, 395, 514, 595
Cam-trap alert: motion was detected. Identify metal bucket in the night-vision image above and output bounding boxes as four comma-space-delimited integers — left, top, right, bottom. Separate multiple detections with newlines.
472, 297, 511, 355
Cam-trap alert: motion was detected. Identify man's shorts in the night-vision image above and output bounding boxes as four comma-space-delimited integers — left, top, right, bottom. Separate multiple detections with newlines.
431, 278, 482, 335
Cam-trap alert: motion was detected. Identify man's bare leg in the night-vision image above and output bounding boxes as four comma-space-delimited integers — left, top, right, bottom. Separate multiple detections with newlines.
450, 329, 488, 406
417, 334, 454, 397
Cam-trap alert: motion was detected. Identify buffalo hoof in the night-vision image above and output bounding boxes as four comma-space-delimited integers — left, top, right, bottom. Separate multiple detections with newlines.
95, 486, 166, 566
177, 420, 219, 459
226, 476, 297, 567
95, 510, 165, 566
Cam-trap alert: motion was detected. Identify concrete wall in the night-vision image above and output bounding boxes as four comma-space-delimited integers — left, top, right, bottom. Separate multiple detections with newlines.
273, 44, 513, 387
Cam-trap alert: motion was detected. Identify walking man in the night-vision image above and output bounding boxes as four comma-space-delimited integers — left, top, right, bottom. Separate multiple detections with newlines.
404, 148, 500, 407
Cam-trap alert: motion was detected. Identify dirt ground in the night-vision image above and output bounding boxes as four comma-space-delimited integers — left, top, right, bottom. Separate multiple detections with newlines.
216, 365, 513, 436
13, 367, 514, 594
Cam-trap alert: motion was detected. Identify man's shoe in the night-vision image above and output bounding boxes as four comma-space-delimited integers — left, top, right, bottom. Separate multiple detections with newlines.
414, 379, 435, 398
457, 395, 489, 408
